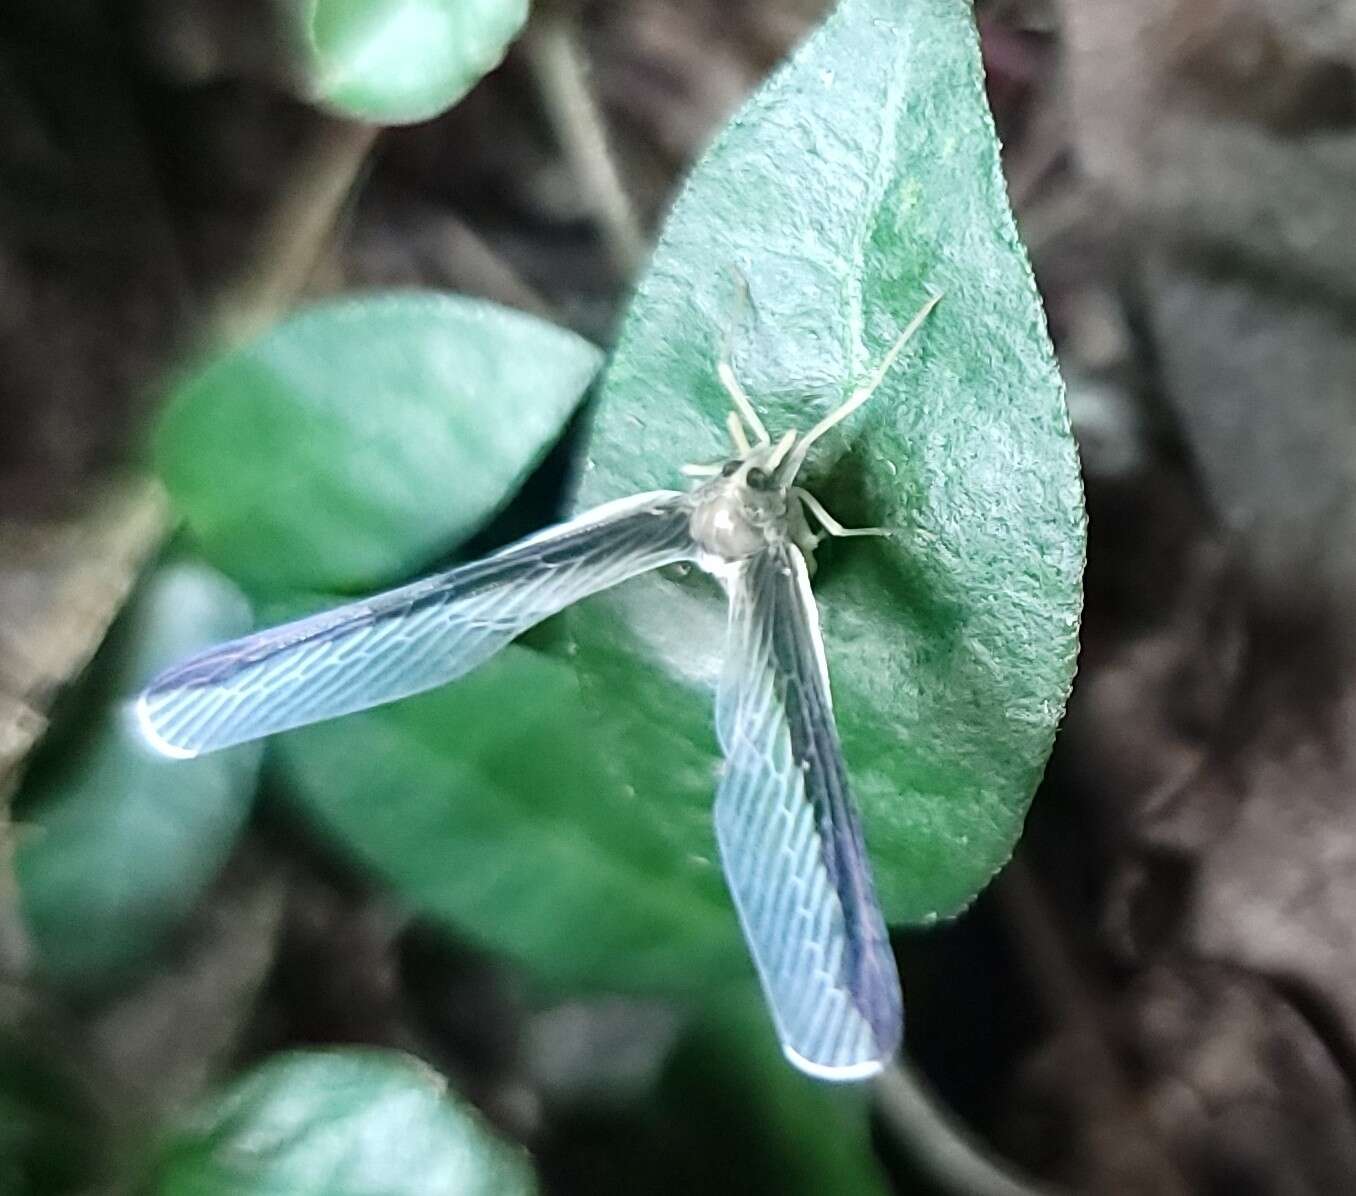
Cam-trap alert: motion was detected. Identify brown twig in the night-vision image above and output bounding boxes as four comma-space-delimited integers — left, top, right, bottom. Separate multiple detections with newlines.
433, 210, 558, 319
0, 477, 171, 980
523, 12, 648, 280
212, 119, 380, 341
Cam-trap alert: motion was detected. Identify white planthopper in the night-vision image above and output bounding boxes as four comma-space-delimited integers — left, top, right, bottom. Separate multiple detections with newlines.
136, 290, 942, 1080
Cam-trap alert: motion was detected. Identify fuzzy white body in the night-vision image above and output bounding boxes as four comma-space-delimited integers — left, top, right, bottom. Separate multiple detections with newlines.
688, 449, 821, 576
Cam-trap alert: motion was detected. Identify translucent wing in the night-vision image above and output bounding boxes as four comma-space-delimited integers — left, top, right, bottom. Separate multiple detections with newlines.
714, 541, 902, 1080
137, 491, 695, 757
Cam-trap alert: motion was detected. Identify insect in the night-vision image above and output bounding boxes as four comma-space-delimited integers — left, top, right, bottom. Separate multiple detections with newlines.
136, 290, 941, 1081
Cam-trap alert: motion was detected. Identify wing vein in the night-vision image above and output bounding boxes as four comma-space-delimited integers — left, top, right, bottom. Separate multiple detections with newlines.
713, 543, 901, 1079
137, 492, 696, 756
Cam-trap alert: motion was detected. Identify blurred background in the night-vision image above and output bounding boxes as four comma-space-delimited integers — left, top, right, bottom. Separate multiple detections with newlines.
3, 0, 1356, 1192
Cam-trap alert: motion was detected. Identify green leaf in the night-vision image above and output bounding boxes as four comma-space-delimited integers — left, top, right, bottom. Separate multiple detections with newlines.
276, 640, 743, 992
0, 1029, 112, 1196
658, 993, 889, 1195
296, 0, 529, 125
155, 292, 602, 599
15, 562, 261, 991
570, 0, 1084, 922
152, 1049, 536, 1196
540, 989, 889, 1193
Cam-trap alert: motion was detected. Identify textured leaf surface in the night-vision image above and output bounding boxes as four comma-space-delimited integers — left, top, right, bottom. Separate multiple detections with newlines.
15, 562, 261, 990
155, 292, 602, 599
152, 1049, 536, 1195
570, 0, 1085, 923
297, 0, 528, 124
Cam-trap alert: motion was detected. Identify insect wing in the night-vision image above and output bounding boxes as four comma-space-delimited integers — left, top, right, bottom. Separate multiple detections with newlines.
714, 542, 902, 1080
137, 491, 696, 757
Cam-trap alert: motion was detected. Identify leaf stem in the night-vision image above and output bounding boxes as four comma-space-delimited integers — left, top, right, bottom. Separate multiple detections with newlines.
873, 1057, 1057, 1196
213, 120, 379, 341
523, 13, 647, 279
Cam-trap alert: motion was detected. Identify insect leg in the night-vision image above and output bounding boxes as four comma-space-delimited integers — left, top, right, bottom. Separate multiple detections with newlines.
791, 487, 889, 539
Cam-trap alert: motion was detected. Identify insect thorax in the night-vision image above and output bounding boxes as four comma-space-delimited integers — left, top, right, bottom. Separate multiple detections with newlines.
688, 467, 791, 562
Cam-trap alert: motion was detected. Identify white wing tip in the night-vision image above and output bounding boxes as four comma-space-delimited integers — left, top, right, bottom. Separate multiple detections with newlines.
782, 1044, 887, 1083
131, 692, 199, 760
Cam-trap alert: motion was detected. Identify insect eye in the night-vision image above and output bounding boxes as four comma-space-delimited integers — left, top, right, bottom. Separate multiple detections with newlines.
720, 460, 742, 477
745, 467, 771, 490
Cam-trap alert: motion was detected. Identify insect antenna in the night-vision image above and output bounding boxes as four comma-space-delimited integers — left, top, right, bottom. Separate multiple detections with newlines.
766, 429, 797, 476
718, 270, 771, 447
782, 291, 942, 481
726, 410, 752, 456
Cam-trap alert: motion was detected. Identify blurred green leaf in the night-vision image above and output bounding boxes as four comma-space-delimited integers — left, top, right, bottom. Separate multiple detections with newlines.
277, 640, 744, 992
570, 0, 1084, 923
0, 1028, 112, 1196
152, 1049, 535, 1195
155, 292, 602, 599
15, 562, 261, 991
657, 992, 889, 1195
537, 988, 889, 1193
296, 0, 529, 124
